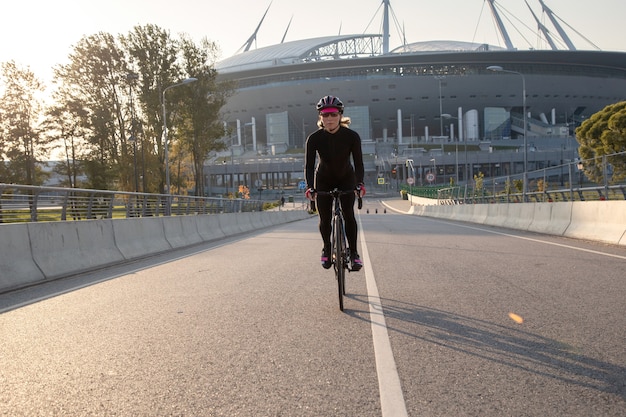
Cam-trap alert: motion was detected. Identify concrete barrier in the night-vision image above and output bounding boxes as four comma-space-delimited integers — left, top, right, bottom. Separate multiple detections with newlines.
218, 213, 244, 235
484, 203, 508, 227
163, 216, 203, 248
113, 217, 171, 260
528, 202, 572, 235
501, 203, 534, 231
404, 199, 626, 247
469, 204, 489, 224
0, 210, 311, 294
237, 212, 256, 233
408, 195, 439, 206
196, 214, 226, 241
259, 211, 276, 227
0, 224, 45, 291
565, 201, 626, 245
450, 204, 474, 223
28, 220, 125, 280
266, 211, 284, 226
411, 205, 427, 216
436, 205, 456, 221
249, 211, 267, 229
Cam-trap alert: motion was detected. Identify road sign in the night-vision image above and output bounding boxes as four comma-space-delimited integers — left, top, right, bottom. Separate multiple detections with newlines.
407, 177, 415, 185
298, 181, 307, 190
426, 172, 435, 183
377, 178, 385, 185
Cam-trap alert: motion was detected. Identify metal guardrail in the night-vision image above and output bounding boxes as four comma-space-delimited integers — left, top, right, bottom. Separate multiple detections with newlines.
0, 184, 265, 223
435, 151, 626, 204
438, 184, 626, 205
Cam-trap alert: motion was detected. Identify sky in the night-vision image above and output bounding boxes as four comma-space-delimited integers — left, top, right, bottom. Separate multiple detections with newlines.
1, 0, 625, 88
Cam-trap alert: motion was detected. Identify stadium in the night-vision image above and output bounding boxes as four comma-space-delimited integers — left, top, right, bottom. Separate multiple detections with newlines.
206, 0, 626, 195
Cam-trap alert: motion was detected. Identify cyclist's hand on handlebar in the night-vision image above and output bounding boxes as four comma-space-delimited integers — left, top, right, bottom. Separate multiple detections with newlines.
356, 183, 366, 198
305, 187, 316, 200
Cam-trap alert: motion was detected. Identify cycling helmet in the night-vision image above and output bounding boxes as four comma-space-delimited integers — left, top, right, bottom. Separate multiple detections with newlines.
316, 95, 344, 113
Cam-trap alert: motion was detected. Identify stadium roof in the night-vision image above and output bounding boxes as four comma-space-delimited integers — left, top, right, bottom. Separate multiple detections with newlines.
391, 40, 506, 53
217, 36, 505, 74
217, 34, 383, 73
216, 1, 601, 75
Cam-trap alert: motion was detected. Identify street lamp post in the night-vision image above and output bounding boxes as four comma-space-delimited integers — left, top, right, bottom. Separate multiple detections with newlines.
162, 77, 198, 197
442, 110, 464, 185
434, 76, 446, 157
487, 65, 527, 200
434, 76, 445, 137
127, 73, 140, 193
430, 158, 436, 185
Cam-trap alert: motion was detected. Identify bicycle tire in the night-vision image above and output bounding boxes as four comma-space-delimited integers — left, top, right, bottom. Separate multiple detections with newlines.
339, 220, 347, 296
334, 214, 346, 311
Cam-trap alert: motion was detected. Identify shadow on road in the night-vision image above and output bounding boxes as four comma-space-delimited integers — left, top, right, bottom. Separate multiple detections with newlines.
344, 293, 625, 399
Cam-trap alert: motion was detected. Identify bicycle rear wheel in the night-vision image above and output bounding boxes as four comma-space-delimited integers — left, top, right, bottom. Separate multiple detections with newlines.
334, 215, 346, 311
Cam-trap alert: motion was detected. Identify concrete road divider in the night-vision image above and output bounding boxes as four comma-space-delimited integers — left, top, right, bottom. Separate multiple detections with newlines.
484, 203, 508, 227
528, 201, 572, 235
0, 224, 45, 292
218, 213, 244, 235
113, 217, 171, 260
253, 211, 273, 228
565, 201, 626, 245
1, 210, 312, 293
163, 216, 203, 249
28, 220, 125, 280
401, 200, 626, 247
196, 214, 226, 242
237, 212, 256, 233
469, 204, 489, 224
500, 202, 535, 230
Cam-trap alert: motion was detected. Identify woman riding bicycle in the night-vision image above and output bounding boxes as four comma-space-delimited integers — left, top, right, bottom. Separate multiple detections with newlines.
304, 95, 366, 271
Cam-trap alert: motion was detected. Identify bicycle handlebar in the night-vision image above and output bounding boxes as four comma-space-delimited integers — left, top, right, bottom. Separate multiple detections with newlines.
315, 188, 363, 210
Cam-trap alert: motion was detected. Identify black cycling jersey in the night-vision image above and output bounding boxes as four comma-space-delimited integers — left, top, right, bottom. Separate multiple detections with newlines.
304, 126, 364, 191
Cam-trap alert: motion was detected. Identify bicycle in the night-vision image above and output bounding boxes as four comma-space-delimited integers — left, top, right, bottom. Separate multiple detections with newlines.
316, 188, 363, 311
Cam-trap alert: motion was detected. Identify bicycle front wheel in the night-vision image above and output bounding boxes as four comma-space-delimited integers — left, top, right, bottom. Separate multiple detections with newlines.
334, 215, 346, 311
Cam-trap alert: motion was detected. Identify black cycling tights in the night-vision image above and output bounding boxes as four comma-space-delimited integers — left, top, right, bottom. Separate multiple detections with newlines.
316, 192, 358, 253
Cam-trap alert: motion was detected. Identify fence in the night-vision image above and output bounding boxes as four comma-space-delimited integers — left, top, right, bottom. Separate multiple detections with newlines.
0, 184, 265, 223
435, 151, 626, 204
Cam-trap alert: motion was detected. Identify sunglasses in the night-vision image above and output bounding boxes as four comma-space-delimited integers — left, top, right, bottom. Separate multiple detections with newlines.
320, 112, 340, 118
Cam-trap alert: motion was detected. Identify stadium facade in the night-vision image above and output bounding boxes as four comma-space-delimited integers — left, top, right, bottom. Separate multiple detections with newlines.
206, 0, 626, 195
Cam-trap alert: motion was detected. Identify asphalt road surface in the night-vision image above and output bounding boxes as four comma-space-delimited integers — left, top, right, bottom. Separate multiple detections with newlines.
1, 199, 625, 416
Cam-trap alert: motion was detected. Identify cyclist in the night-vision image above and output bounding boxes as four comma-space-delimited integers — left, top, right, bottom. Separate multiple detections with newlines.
304, 95, 366, 271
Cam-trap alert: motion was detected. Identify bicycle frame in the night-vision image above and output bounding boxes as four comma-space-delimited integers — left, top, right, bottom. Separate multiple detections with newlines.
317, 188, 361, 311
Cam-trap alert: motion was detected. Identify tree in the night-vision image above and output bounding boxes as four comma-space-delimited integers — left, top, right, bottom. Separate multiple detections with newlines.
0, 61, 49, 185
43, 99, 90, 188
52, 32, 133, 190
238, 185, 250, 199
576, 101, 626, 184
473, 171, 485, 195
177, 35, 233, 196
536, 178, 548, 192
122, 24, 182, 193
2, 24, 230, 193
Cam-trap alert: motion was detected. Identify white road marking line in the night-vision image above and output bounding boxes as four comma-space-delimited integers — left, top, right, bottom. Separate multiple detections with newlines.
358, 215, 409, 417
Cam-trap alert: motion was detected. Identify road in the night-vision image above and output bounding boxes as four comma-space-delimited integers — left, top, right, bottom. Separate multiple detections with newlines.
1, 199, 625, 416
